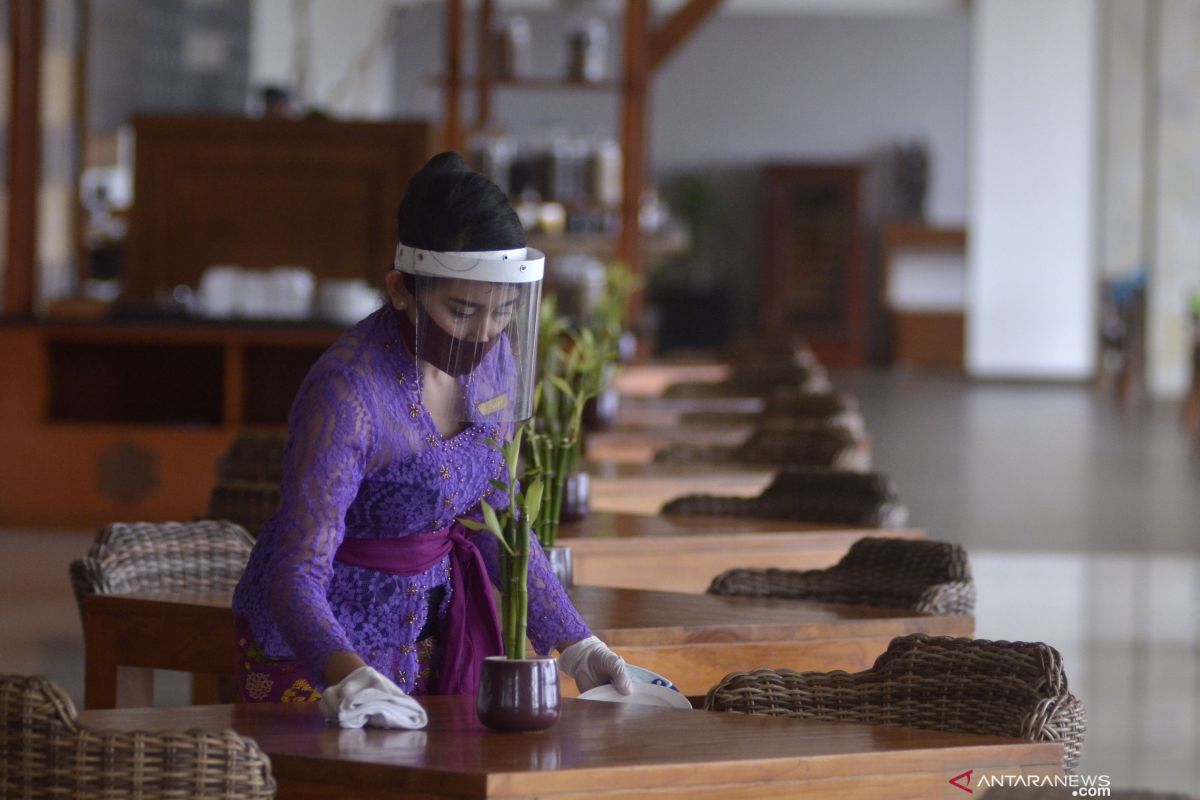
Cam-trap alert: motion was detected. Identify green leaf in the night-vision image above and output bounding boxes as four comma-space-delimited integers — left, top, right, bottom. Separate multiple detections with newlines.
459, 513, 514, 555
550, 376, 574, 399
489, 478, 508, 493
524, 478, 544, 524
505, 429, 522, 480
480, 500, 503, 538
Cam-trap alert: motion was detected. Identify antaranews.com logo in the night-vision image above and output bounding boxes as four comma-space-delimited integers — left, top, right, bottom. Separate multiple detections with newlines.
948, 768, 1112, 796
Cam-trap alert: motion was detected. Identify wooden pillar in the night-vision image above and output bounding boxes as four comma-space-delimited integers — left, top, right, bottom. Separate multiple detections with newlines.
444, 0, 464, 154
619, 0, 650, 288
5, 0, 42, 317
74, 0, 91, 287
475, 0, 493, 135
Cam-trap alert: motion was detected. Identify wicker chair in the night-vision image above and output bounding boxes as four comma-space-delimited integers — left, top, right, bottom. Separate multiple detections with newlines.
661, 349, 831, 400
663, 466, 907, 527
704, 633, 1087, 773
653, 426, 869, 470
70, 520, 254, 620
681, 389, 865, 433
69, 520, 254, 705
0, 673, 275, 798
205, 432, 288, 538
707, 536, 974, 615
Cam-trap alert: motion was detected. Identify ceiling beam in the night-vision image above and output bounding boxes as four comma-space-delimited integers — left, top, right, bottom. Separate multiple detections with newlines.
649, 0, 723, 72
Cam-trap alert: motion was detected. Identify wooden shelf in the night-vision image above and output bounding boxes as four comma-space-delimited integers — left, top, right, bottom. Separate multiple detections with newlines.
0, 321, 343, 527
528, 226, 689, 259
883, 222, 967, 253
442, 0, 724, 293
433, 75, 622, 92
880, 222, 968, 370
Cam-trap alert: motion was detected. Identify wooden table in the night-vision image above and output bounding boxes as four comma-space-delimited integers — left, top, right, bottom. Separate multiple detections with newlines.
82, 587, 972, 709
560, 511, 925, 593
568, 586, 971, 698
77, 698, 1063, 799
613, 395, 764, 428
585, 424, 754, 464
612, 362, 731, 398
588, 462, 777, 516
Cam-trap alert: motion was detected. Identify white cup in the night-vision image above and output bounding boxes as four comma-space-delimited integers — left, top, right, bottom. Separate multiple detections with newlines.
198, 265, 242, 318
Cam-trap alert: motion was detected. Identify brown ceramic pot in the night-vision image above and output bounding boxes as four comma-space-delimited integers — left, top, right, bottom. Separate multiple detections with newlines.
476, 656, 561, 732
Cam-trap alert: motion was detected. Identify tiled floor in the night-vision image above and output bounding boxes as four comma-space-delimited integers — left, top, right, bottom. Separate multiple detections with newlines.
2, 370, 1197, 794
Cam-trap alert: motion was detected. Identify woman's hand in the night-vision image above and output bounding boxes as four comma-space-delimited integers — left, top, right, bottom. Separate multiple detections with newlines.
319, 665, 428, 730
557, 636, 633, 695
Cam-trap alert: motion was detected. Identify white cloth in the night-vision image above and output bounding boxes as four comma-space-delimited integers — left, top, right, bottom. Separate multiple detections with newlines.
318, 666, 428, 730
558, 636, 633, 695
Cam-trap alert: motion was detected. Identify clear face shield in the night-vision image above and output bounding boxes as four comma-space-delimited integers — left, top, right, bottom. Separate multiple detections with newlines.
394, 244, 544, 425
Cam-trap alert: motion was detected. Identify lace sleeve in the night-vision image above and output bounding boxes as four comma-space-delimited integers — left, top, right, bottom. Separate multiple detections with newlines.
266, 366, 375, 682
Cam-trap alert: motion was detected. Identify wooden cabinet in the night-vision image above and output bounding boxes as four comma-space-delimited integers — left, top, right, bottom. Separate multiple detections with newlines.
761, 163, 868, 366
125, 117, 434, 301
0, 322, 340, 528
881, 223, 967, 369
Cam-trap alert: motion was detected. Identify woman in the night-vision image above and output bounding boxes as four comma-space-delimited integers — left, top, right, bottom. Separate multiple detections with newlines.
232, 152, 630, 727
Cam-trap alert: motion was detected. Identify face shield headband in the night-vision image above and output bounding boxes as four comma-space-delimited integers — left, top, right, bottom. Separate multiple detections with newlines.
393, 244, 545, 378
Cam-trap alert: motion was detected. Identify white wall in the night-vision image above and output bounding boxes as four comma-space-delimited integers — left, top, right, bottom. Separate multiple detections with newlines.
250, 0, 399, 118
651, 13, 969, 226
967, 0, 1098, 379
251, 3, 971, 224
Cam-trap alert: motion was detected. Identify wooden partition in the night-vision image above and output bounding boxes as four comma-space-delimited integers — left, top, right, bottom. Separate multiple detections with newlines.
0, 116, 435, 528
124, 116, 434, 300
0, 322, 342, 528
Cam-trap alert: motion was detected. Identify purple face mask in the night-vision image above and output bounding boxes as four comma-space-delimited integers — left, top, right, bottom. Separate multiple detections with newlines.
395, 305, 499, 377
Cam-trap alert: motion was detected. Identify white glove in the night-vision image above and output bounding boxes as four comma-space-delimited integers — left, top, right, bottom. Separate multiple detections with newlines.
558, 636, 633, 695
318, 665, 428, 730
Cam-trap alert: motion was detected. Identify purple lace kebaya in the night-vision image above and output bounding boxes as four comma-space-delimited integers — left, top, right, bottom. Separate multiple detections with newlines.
232, 306, 590, 696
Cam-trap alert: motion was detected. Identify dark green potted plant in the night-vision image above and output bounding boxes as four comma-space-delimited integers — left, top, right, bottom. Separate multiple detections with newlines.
583, 262, 641, 430
524, 299, 608, 587
460, 430, 558, 732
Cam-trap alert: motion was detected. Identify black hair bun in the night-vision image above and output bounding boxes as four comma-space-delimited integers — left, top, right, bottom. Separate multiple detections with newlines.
423, 151, 469, 175
397, 152, 524, 252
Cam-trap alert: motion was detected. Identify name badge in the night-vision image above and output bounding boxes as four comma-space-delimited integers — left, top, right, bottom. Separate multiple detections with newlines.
476, 394, 508, 415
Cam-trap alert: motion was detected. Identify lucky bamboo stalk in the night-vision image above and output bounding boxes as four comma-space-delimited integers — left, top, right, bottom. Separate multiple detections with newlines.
459, 428, 543, 660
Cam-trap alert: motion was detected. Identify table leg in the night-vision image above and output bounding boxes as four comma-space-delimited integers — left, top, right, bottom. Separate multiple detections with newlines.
191, 672, 222, 704
84, 611, 154, 709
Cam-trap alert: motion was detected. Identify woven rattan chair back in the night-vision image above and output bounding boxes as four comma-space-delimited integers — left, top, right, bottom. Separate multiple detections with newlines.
708, 536, 974, 615
763, 388, 856, 418
660, 359, 831, 399
69, 520, 254, 623
663, 466, 907, 527
705, 633, 1086, 772
205, 432, 289, 537
653, 426, 868, 469
214, 432, 287, 484
0, 673, 276, 798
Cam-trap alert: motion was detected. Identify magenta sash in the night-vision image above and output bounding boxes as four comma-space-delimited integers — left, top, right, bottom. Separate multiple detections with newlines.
333, 525, 503, 695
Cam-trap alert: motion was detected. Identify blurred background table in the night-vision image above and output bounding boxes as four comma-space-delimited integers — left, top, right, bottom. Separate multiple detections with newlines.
560, 511, 923, 593
82, 586, 971, 707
